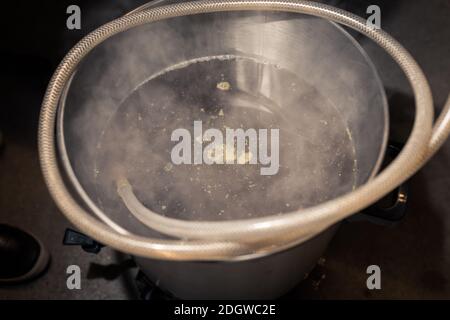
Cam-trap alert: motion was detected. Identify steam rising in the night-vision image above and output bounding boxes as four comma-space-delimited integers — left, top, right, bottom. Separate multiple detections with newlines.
62, 11, 389, 237
93, 55, 357, 224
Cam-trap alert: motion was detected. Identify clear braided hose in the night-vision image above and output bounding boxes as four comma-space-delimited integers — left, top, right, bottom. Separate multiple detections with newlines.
38, 0, 450, 261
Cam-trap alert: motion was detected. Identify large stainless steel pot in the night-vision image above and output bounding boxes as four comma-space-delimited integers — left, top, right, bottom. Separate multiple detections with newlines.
39, 0, 450, 299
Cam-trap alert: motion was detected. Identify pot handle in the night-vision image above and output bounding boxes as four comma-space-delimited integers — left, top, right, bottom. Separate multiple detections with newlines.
349, 143, 408, 225
63, 228, 104, 254
361, 182, 408, 223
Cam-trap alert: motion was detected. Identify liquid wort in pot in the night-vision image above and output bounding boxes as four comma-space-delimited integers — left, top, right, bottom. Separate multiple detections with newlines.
93, 56, 357, 222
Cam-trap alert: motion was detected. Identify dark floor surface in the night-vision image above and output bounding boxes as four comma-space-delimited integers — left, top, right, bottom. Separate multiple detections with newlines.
0, 0, 449, 299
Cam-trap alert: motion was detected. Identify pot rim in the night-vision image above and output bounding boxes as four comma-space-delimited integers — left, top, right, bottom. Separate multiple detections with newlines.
55, 11, 389, 262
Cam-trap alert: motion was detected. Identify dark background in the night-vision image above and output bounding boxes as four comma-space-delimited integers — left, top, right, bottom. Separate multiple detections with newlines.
0, 0, 449, 299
